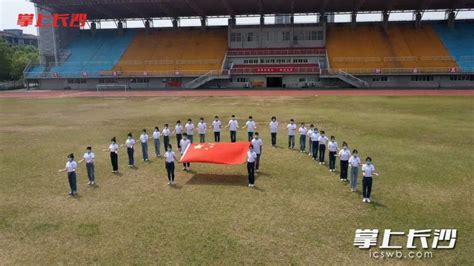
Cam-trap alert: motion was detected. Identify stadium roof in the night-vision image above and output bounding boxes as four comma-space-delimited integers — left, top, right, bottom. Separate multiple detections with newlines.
31, 0, 474, 20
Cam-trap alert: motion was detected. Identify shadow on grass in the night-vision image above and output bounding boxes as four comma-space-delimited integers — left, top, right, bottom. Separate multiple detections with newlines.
186, 174, 256, 186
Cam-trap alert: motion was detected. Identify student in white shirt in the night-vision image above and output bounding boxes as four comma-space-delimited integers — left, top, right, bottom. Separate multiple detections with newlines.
164, 144, 178, 185
298, 122, 307, 153
337, 142, 351, 182
349, 149, 362, 192
287, 119, 297, 150
328, 136, 338, 172
179, 133, 191, 171
58, 153, 78, 196
269, 116, 278, 147
251, 132, 263, 171
197, 117, 207, 143
162, 124, 171, 152
318, 130, 329, 165
140, 129, 150, 161
362, 157, 379, 203
211, 116, 222, 142
226, 115, 239, 143
185, 119, 195, 143
78, 146, 96, 185
307, 124, 315, 156
310, 128, 320, 160
247, 144, 258, 187
122, 132, 136, 167
104, 137, 119, 173
174, 120, 183, 149
243, 116, 256, 142
153, 126, 161, 157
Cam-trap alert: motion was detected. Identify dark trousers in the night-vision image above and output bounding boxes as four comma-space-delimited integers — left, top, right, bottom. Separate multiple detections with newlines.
154, 139, 161, 156
271, 133, 277, 146
255, 153, 261, 170
127, 147, 134, 166
183, 162, 190, 168
230, 131, 237, 142
329, 151, 336, 170
288, 135, 295, 149
199, 134, 205, 143
141, 142, 148, 160
165, 162, 175, 181
214, 132, 221, 142
176, 134, 182, 148
188, 135, 193, 143
247, 162, 255, 185
67, 171, 77, 193
340, 160, 349, 180
319, 144, 326, 162
86, 162, 95, 182
362, 176, 373, 198
300, 135, 306, 151
312, 141, 319, 159
247, 132, 254, 142
308, 139, 313, 154
163, 136, 170, 151
110, 152, 118, 171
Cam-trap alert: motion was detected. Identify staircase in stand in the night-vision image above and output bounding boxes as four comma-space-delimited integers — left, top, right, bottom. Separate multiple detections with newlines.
184, 70, 230, 89
336, 70, 369, 88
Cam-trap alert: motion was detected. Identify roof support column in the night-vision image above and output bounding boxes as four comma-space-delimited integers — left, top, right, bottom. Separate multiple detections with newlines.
414, 11, 423, 28
351, 11, 357, 29
447, 10, 456, 29
382, 11, 390, 31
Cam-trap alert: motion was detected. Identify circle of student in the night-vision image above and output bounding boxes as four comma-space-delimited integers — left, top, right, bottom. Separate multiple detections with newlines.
59, 115, 379, 203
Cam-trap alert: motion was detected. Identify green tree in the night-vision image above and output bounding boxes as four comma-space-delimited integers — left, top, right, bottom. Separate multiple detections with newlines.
0, 39, 12, 81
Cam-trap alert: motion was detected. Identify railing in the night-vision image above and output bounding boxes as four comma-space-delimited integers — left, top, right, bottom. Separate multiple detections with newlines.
337, 70, 369, 88
331, 55, 469, 63
230, 66, 320, 74
325, 67, 474, 75
228, 48, 326, 56
25, 69, 230, 79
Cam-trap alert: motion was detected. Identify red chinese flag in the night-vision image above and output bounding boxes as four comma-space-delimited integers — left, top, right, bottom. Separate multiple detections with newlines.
180, 142, 250, 165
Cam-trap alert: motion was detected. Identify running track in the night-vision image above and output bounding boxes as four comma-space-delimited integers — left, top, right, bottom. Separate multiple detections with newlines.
0, 89, 473, 98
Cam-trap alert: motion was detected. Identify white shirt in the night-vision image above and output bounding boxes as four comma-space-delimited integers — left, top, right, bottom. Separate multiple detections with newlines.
338, 148, 351, 161
153, 130, 160, 139
251, 138, 263, 154
109, 143, 119, 153
349, 155, 361, 168
165, 151, 175, 163
162, 128, 170, 136
299, 126, 307, 135
247, 150, 257, 163
212, 120, 222, 132
269, 121, 279, 133
245, 120, 256, 132
198, 122, 207, 134
287, 123, 297, 136
362, 163, 376, 177
310, 131, 320, 142
228, 119, 239, 131
83, 152, 95, 163
126, 138, 136, 148
140, 133, 149, 143
65, 160, 77, 172
175, 124, 183, 134
307, 129, 314, 138
185, 123, 194, 135
318, 135, 329, 145
180, 138, 191, 154
328, 141, 338, 152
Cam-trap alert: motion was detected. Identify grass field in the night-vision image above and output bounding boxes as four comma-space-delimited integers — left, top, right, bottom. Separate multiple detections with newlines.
0, 96, 473, 264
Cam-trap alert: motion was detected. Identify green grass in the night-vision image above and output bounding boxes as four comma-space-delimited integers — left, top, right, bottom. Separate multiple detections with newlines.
0, 96, 473, 264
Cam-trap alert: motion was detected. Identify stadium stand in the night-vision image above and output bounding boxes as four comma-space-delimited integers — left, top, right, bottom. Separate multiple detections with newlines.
326, 24, 458, 74
48, 30, 135, 77
113, 29, 228, 76
433, 22, 474, 71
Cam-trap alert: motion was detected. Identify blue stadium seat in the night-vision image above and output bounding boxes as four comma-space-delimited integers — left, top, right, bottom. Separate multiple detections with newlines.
433, 22, 474, 72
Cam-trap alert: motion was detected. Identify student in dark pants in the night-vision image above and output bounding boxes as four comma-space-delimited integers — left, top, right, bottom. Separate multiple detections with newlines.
362, 157, 379, 203
164, 144, 178, 185
162, 124, 170, 152
318, 130, 328, 165
174, 120, 183, 149
179, 133, 191, 171
310, 128, 319, 160
328, 136, 338, 172
247, 144, 257, 188
211, 116, 222, 142
287, 119, 297, 150
226, 115, 238, 143
337, 142, 351, 182
58, 153, 78, 196
122, 132, 136, 168
104, 137, 119, 173
298, 122, 307, 153
139, 129, 149, 162
251, 132, 263, 172
269, 116, 278, 147
78, 146, 96, 185
152, 126, 161, 157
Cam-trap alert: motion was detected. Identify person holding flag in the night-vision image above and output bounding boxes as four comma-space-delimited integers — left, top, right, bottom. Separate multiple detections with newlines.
269, 116, 278, 147
179, 133, 191, 171
226, 115, 239, 142
251, 132, 263, 172
197, 118, 207, 143
247, 144, 257, 188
